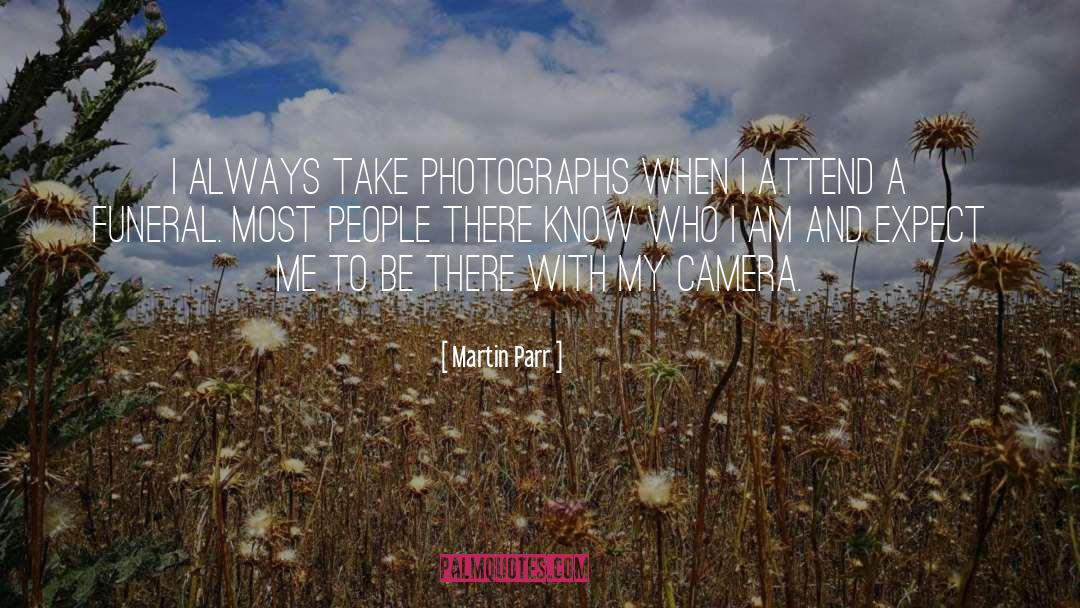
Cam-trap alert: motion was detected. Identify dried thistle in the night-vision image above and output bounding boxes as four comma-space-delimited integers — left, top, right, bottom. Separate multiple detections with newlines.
633, 155, 682, 182
5, 180, 89, 222
634, 470, 678, 513
705, 178, 784, 228
848, 228, 874, 244
913, 258, 934, 276
817, 270, 839, 285
686, 258, 754, 319
542, 498, 597, 547
21, 219, 99, 274
910, 113, 978, 162
949, 242, 1044, 294
515, 267, 596, 312
238, 318, 288, 356
605, 194, 657, 227
640, 241, 674, 267
734, 114, 815, 158
212, 253, 238, 269
980, 413, 1059, 492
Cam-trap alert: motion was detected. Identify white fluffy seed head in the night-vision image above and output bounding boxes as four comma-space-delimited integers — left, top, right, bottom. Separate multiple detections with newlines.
636, 470, 674, 509
280, 458, 306, 475
22, 220, 95, 256
847, 496, 870, 512
407, 474, 432, 494
1013, 413, 1058, 459
14, 180, 89, 220
275, 548, 297, 563
245, 508, 277, 539
238, 318, 287, 355
154, 405, 182, 422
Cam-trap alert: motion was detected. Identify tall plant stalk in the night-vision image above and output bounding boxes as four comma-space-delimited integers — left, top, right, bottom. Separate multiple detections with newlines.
550, 309, 579, 495
955, 286, 1007, 607
918, 152, 952, 320
24, 270, 46, 608
688, 314, 743, 608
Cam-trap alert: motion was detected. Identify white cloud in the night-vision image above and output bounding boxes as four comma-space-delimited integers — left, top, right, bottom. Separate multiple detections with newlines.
2, 0, 1077, 293
158, 40, 277, 81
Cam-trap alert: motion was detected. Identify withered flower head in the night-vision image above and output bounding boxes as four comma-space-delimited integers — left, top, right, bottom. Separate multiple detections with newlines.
516, 265, 597, 312
280, 458, 307, 477
760, 324, 805, 364
1, 446, 64, 492
1011, 414, 1058, 459
274, 547, 299, 568
1057, 261, 1078, 277
238, 318, 288, 356
6, 180, 89, 221
910, 113, 978, 162
802, 426, 855, 464
206, 464, 244, 493
237, 540, 266, 562
817, 269, 839, 285
634, 470, 676, 512
21, 219, 99, 274
686, 258, 754, 318
847, 228, 874, 244
788, 401, 836, 435
542, 498, 596, 547
0, 447, 31, 491
212, 253, 238, 269
735, 114, 815, 158
705, 178, 784, 227
949, 242, 1043, 294
605, 194, 657, 226
407, 474, 434, 496
639, 241, 674, 267
44, 497, 76, 538
154, 405, 182, 422
632, 155, 682, 182
913, 258, 934, 276
244, 508, 281, 539
982, 413, 1058, 491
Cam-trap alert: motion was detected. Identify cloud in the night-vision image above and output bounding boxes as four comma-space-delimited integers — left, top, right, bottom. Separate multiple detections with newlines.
0, 1, 65, 83
158, 40, 278, 81
2, 0, 1077, 294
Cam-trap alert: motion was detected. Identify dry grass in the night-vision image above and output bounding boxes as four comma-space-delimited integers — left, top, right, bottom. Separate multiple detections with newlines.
24, 258, 1079, 608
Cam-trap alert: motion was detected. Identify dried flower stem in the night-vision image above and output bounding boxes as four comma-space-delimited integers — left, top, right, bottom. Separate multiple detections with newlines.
918, 152, 952, 321
688, 314, 743, 608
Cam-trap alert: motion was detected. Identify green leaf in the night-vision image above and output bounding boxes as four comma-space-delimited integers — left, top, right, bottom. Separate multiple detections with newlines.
51, 390, 159, 450
43, 536, 188, 607
0, 2, 179, 603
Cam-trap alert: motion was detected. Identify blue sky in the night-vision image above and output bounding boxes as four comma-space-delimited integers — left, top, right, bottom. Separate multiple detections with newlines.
438, 0, 575, 36
158, 0, 589, 117
149, 1, 326, 116
151, 0, 726, 128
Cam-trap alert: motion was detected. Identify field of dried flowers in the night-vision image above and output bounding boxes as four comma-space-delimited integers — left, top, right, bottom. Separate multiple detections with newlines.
32, 244, 1072, 608
3, 3, 1077, 607
6, 110, 1078, 608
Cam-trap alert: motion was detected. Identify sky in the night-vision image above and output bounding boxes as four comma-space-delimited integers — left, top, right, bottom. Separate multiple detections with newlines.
1, 0, 1078, 295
